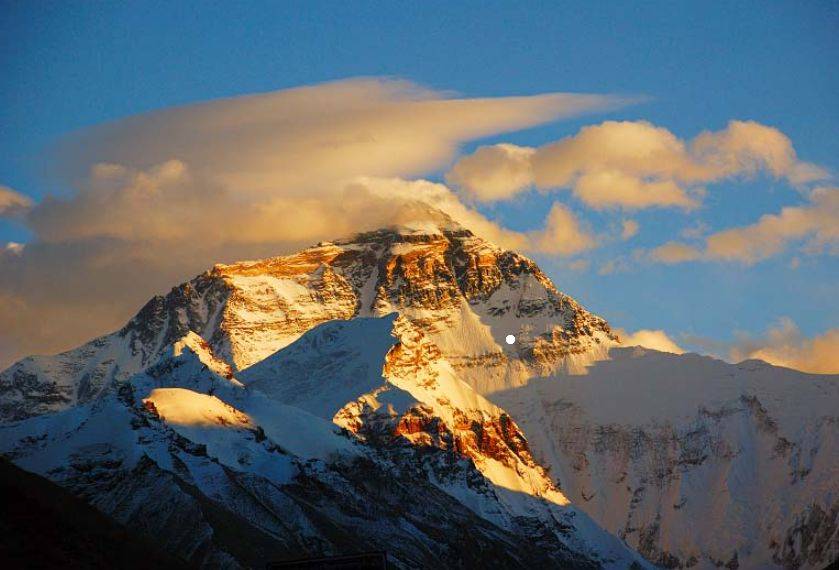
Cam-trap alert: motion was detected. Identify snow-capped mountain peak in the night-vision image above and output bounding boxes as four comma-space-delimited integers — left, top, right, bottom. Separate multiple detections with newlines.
0, 213, 612, 421
1, 213, 836, 569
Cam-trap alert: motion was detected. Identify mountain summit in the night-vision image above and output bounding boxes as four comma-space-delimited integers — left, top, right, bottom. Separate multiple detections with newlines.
1, 213, 836, 569
1, 212, 612, 421
0, 214, 643, 568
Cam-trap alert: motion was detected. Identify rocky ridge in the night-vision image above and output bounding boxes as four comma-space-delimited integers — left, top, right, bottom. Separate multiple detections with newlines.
0, 214, 612, 421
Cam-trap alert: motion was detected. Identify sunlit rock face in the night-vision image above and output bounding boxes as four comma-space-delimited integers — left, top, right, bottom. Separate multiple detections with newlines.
202, 215, 615, 375
0, 211, 613, 421
1, 209, 837, 569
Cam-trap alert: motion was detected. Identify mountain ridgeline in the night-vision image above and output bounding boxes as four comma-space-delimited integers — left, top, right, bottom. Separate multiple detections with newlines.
1, 211, 837, 569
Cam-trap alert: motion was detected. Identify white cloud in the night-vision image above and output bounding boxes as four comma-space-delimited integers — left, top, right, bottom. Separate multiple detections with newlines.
616, 328, 685, 354
446, 120, 826, 210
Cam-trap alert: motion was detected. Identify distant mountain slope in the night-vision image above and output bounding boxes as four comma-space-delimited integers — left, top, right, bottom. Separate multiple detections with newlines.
493, 348, 839, 569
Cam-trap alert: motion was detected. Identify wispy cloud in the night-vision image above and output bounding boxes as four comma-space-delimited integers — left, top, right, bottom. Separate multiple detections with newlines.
0, 185, 33, 218
57, 78, 628, 199
620, 219, 639, 240
648, 186, 839, 264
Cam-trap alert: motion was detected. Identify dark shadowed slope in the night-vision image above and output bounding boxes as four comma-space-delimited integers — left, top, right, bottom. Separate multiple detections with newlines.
0, 458, 190, 569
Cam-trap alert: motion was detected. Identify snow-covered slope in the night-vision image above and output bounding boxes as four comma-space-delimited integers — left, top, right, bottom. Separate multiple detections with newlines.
0, 311, 647, 568
492, 348, 839, 569
1, 211, 836, 569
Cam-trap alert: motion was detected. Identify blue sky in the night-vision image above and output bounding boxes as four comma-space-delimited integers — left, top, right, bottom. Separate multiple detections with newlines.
1, 1, 837, 363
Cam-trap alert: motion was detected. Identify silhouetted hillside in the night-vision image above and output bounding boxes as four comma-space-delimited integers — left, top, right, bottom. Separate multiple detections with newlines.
0, 458, 188, 569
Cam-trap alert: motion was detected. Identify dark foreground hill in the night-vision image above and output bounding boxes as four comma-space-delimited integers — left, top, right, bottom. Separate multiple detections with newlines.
0, 458, 189, 569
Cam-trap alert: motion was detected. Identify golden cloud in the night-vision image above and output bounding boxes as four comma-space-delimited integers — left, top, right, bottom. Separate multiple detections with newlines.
649, 186, 839, 264
58, 78, 625, 199
446, 144, 535, 202
621, 219, 639, 240
0, 185, 33, 218
729, 318, 839, 374
526, 202, 596, 256
648, 241, 703, 263
446, 120, 826, 210
616, 328, 685, 354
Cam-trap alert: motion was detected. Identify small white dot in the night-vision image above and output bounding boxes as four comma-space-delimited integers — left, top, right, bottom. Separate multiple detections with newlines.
505, 334, 516, 345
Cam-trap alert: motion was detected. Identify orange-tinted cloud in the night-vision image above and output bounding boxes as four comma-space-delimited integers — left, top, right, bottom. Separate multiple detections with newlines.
527, 202, 596, 256
648, 241, 703, 263
620, 219, 639, 240
446, 120, 826, 210
58, 78, 626, 200
729, 318, 839, 374
0, 185, 32, 218
616, 328, 685, 354
649, 186, 839, 264
446, 144, 535, 202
